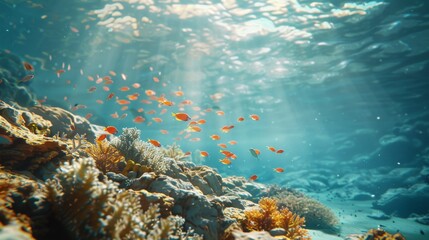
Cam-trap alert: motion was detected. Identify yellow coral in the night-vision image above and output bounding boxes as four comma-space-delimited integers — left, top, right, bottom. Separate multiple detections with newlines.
354, 228, 406, 240
243, 198, 310, 239
85, 141, 124, 173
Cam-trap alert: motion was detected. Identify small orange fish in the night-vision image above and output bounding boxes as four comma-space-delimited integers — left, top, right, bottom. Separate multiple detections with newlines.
210, 134, 220, 140
190, 137, 201, 142
197, 119, 206, 124
120, 86, 130, 91
146, 110, 156, 114
274, 167, 284, 173
250, 114, 260, 121
138, 108, 144, 113
172, 112, 191, 121
276, 149, 284, 154
107, 93, 115, 100
148, 139, 161, 147
96, 99, 104, 104
110, 112, 119, 118
217, 143, 228, 149
237, 117, 244, 122
145, 89, 156, 96
200, 151, 209, 157
56, 69, 65, 78
127, 93, 139, 101
104, 126, 118, 134
133, 116, 145, 123
87, 76, 94, 81
267, 146, 276, 152
88, 86, 97, 93
160, 129, 169, 134
220, 150, 236, 159
103, 86, 110, 91
109, 70, 117, 76
23, 62, 34, 71
219, 158, 231, 165
132, 83, 140, 88
249, 175, 258, 181
160, 109, 167, 115
228, 140, 237, 145
174, 90, 184, 96
152, 117, 163, 123
141, 99, 152, 104
153, 76, 159, 82
97, 134, 107, 141
121, 106, 128, 111
181, 99, 193, 105
221, 125, 234, 133
116, 99, 130, 105
188, 125, 201, 132
85, 113, 93, 120
216, 110, 225, 116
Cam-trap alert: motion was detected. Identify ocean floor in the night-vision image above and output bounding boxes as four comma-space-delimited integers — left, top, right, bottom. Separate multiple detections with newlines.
309, 196, 429, 240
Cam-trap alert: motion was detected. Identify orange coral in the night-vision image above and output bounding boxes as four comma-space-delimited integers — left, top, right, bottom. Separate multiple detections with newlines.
352, 228, 406, 240
242, 197, 310, 239
85, 141, 124, 173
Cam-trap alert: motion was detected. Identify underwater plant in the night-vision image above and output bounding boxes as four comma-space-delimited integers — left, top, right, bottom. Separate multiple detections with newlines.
162, 143, 188, 161
85, 140, 125, 174
242, 197, 310, 239
42, 157, 200, 240
271, 187, 339, 232
111, 128, 169, 174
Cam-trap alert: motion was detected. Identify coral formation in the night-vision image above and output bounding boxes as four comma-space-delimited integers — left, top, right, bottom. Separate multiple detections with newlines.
162, 143, 189, 161
43, 157, 200, 240
85, 140, 124, 173
346, 228, 406, 240
242, 198, 310, 239
270, 186, 339, 232
111, 128, 170, 174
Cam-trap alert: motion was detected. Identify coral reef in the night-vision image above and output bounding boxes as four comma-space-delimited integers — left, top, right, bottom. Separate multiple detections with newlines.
111, 128, 169, 174
162, 143, 189, 161
43, 157, 200, 240
242, 198, 310, 239
85, 140, 124, 174
270, 186, 339, 232
345, 228, 406, 240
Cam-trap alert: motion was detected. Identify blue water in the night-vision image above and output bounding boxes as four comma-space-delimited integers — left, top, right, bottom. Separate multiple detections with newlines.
1, 0, 428, 237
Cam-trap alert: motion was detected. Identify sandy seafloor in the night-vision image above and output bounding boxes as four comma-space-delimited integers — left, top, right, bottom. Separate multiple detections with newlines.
308, 196, 429, 240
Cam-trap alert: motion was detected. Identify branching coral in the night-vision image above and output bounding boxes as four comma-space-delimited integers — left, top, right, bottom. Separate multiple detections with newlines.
162, 143, 188, 161
242, 198, 310, 239
85, 140, 125, 174
111, 128, 169, 174
271, 187, 339, 232
349, 228, 406, 240
42, 157, 200, 240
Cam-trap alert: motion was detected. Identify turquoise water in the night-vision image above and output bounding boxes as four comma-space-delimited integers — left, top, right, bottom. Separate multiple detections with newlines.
1, 0, 428, 237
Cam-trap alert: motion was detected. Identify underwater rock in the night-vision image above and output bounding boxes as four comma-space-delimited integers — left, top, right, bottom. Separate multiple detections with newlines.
269, 228, 287, 236
367, 211, 391, 220
0, 51, 38, 107
0, 102, 68, 172
137, 189, 174, 217
373, 183, 429, 217
30, 105, 99, 142
414, 215, 429, 225
232, 231, 277, 240
187, 166, 223, 195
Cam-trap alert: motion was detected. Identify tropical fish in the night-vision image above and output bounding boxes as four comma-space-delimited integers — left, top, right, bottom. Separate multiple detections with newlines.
188, 125, 201, 132
237, 117, 244, 122
216, 110, 225, 116
276, 149, 284, 154
145, 89, 156, 96
152, 117, 162, 123
153, 76, 159, 82
56, 69, 65, 78
132, 83, 140, 88
219, 158, 231, 165
19, 74, 34, 83
210, 134, 220, 140
111, 112, 119, 118
160, 129, 168, 134
249, 175, 258, 181
200, 151, 209, 157
249, 148, 260, 159
250, 114, 260, 121
221, 125, 234, 133
133, 116, 145, 123
267, 146, 276, 152
274, 167, 284, 173
220, 150, 236, 159
23, 62, 34, 71
85, 113, 93, 120
148, 139, 161, 147
104, 126, 118, 134
107, 93, 115, 100
197, 119, 206, 124
172, 112, 191, 121
88, 86, 97, 93
120, 86, 130, 91
116, 99, 130, 105
228, 140, 237, 145
217, 143, 228, 149
174, 90, 184, 96
97, 134, 107, 141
